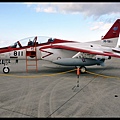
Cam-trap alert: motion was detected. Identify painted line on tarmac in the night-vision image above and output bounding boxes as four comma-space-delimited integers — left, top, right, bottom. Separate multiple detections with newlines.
86, 71, 120, 80
0, 69, 120, 80
0, 69, 76, 78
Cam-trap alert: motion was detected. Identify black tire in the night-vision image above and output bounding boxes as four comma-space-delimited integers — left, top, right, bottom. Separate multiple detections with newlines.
80, 66, 87, 73
3, 67, 10, 74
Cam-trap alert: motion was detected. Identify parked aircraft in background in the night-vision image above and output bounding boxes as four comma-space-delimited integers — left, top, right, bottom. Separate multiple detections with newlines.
0, 19, 120, 74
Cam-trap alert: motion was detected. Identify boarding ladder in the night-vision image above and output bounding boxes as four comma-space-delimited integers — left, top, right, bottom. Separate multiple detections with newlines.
25, 37, 38, 72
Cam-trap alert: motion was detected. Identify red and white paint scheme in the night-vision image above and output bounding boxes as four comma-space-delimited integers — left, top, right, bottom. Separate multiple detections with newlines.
0, 19, 120, 73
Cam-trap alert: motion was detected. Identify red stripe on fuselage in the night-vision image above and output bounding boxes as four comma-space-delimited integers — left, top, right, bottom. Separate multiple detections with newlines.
0, 38, 75, 53
40, 44, 120, 58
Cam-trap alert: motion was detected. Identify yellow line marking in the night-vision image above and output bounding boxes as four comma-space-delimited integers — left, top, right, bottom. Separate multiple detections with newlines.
86, 71, 120, 80
0, 69, 120, 80
0, 69, 76, 78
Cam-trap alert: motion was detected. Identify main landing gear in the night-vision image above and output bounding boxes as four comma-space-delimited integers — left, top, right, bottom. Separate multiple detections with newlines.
80, 66, 87, 73
75, 66, 87, 73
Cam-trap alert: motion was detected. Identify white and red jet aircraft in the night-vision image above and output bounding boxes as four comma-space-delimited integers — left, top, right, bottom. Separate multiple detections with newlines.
0, 19, 120, 74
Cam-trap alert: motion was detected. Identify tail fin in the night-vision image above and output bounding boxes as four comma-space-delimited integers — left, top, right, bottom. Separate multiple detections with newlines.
101, 19, 120, 48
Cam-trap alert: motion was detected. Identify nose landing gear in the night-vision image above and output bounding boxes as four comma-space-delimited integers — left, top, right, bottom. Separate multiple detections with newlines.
3, 67, 10, 74
2, 60, 10, 74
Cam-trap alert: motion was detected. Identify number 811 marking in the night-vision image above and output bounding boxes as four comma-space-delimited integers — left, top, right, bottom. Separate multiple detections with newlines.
14, 51, 23, 56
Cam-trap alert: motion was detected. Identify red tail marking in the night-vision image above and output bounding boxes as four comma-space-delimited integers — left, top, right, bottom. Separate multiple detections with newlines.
102, 19, 120, 40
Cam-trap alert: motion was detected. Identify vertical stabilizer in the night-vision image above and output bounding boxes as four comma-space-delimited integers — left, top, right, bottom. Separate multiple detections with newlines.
101, 19, 120, 48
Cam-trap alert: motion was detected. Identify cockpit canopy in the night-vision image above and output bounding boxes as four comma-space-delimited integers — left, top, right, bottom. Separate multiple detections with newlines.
10, 36, 55, 48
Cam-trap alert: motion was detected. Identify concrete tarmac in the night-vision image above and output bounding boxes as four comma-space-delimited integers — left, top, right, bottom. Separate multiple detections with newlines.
0, 58, 120, 118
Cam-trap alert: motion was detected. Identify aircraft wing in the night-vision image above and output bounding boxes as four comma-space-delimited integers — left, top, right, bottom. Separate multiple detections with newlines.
49, 43, 120, 58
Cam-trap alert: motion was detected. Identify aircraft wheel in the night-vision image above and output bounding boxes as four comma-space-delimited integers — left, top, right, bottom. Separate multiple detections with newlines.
80, 66, 87, 73
3, 67, 10, 74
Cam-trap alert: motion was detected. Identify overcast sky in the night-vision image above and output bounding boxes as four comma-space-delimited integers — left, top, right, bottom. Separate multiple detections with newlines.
0, 2, 120, 47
